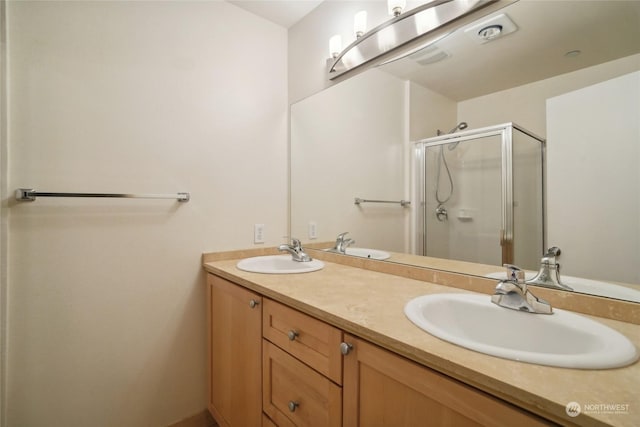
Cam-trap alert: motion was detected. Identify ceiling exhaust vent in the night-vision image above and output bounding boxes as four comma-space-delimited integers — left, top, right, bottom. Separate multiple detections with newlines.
409, 45, 450, 66
464, 13, 518, 44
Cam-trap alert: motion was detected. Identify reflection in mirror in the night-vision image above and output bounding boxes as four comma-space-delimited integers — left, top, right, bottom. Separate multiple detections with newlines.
414, 123, 544, 270
290, 0, 640, 302
328, 0, 491, 78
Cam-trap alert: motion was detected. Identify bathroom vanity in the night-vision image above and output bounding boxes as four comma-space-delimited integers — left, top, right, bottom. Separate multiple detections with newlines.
203, 248, 639, 427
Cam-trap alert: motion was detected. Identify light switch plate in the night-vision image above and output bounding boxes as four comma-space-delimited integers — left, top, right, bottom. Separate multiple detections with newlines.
254, 224, 265, 243
308, 221, 317, 239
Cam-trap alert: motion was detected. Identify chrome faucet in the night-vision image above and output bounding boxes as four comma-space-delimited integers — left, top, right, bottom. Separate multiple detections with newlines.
491, 264, 553, 314
330, 232, 356, 254
278, 238, 312, 262
525, 247, 573, 291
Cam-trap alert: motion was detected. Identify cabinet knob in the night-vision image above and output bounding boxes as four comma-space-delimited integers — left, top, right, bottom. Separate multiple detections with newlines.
288, 401, 299, 412
249, 299, 260, 309
287, 330, 299, 341
340, 342, 353, 355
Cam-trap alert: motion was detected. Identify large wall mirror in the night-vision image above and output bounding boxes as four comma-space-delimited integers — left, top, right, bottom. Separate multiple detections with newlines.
291, 0, 640, 303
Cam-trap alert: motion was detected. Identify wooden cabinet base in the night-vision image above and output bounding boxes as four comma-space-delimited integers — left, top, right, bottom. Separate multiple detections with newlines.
343, 334, 554, 427
206, 273, 555, 427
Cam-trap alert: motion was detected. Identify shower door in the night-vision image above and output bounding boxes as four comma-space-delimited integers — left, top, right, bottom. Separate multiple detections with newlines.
413, 123, 544, 269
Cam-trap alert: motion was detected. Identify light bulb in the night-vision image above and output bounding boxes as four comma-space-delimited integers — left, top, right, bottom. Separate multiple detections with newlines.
354, 11, 367, 38
329, 34, 342, 59
387, 0, 406, 17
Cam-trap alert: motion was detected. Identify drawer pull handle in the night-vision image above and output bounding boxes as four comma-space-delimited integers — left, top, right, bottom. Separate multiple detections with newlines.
287, 330, 299, 341
288, 401, 299, 412
248, 299, 260, 309
340, 342, 353, 355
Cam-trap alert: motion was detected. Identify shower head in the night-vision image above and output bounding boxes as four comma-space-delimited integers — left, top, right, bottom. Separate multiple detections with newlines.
448, 122, 468, 133
436, 122, 468, 136
446, 122, 469, 151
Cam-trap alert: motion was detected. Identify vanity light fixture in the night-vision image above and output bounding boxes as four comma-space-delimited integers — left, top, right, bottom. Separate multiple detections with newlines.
388, 0, 407, 17
328, 0, 499, 80
329, 34, 342, 58
354, 10, 367, 38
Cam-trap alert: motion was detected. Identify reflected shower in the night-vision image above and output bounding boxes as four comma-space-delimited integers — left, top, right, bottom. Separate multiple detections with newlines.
415, 123, 545, 268
434, 122, 468, 221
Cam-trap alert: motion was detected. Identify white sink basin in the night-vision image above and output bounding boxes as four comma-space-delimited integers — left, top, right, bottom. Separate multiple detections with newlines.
344, 247, 391, 260
404, 293, 638, 369
237, 255, 324, 274
486, 272, 640, 303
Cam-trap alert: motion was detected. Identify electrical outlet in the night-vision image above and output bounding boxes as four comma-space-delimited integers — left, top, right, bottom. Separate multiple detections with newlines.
308, 221, 317, 239
254, 224, 265, 244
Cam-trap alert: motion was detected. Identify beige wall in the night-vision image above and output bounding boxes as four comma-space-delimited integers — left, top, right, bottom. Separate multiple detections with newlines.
457, 54, 640, 137
5, 1, 287, 426
291, 69, 407, 251
289, 63, 457, 255
546, 71, 640, 284
408, 81, 457, 142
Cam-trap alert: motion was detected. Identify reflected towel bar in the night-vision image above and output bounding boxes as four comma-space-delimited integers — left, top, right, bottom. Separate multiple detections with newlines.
15, 188, 190, 202
354, 197, 410, 207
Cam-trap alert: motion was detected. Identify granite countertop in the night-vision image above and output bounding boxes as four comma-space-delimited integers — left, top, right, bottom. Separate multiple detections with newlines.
203, 257, 640, 427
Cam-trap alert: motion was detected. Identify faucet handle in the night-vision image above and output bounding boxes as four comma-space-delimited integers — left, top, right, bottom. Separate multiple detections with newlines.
546, 247, 561, 257
336, 232, 349, 242
503, 264, 525, 284
542, 246, 561, 265
290, 238, 302, 250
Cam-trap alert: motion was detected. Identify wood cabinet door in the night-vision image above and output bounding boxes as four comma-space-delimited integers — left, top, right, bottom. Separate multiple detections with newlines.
263, 340, 342, 427
342, 334, 553, 427
207, 274, 262, 427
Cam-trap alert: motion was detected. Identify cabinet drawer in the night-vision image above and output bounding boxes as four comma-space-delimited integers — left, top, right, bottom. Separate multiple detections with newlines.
263, 340, 342, 427
263, 299, 343, 384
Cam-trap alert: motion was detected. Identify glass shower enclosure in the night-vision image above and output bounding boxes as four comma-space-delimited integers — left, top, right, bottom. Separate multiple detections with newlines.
413, 123, 545, 270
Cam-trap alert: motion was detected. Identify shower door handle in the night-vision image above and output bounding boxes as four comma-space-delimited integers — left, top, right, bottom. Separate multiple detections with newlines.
500, 229, 514, 265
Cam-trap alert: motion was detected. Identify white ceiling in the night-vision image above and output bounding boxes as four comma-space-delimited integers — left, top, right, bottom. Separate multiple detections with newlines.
380, 0, 640, 101
228, 0, 324, 28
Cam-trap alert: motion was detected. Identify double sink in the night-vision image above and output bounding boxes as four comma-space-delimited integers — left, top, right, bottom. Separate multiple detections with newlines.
236, 254, 638, 370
